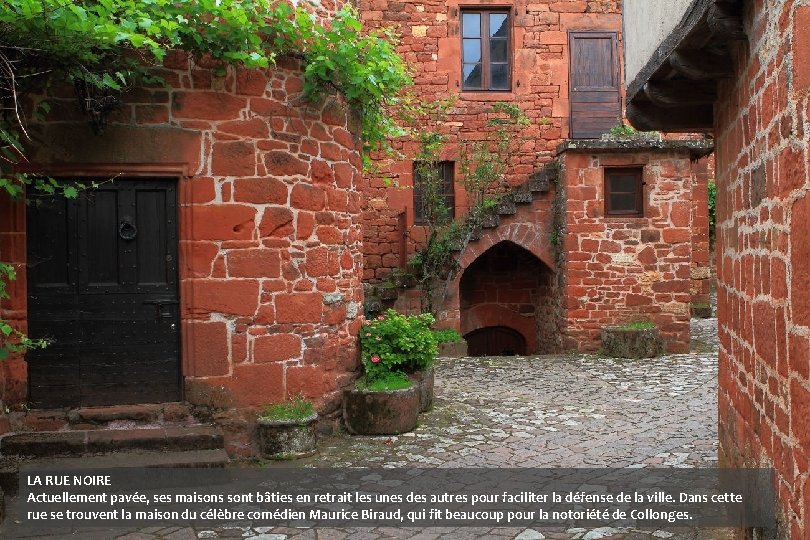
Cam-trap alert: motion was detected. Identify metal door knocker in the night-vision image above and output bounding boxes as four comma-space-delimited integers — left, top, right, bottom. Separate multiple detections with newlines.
119, 216, 138, 240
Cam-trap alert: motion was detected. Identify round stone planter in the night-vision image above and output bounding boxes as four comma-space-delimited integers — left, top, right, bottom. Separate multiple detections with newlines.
409, 367, 435, 412
256, 413, 318, 460
601, 326, 664, 358
343, 385, 420, 435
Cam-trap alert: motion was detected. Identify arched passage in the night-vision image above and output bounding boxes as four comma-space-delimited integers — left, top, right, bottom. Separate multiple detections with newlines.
459, 241, 556, 355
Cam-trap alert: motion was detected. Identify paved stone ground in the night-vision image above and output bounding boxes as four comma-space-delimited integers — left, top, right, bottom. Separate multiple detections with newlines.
11, 318, 730, 540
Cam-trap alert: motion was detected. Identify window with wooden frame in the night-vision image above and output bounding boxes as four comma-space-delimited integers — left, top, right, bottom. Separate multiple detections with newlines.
461, 9, 510, 91
604, 168, 644, 217
413, 161, 455, 225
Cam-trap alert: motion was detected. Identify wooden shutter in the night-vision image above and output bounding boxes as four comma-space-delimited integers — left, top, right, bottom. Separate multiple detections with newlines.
569, 32, 621, 139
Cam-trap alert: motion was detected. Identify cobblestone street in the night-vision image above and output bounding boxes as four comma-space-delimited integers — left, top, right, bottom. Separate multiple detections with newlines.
15, 319, 727, 540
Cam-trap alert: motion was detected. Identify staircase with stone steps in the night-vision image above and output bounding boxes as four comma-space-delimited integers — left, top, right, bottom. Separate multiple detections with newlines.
363, 162, 557, 316
0, 403, 230, 494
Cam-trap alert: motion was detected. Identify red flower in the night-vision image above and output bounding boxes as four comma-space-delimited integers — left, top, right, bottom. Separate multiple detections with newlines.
370, 354, 381, 364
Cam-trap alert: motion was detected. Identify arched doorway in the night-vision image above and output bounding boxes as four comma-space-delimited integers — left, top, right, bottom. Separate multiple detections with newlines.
465, 326, 527, 356
459, 241, 556, 355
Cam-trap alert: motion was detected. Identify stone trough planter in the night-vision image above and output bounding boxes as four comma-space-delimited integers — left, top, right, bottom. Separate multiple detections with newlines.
256, 413, 318, 460
601, 326, 664, 358
343, 386, 420, 435
437, 340, 468, 358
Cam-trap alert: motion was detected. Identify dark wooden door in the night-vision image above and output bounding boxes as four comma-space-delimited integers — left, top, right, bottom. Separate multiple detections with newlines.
569, 32, 621, 139
26, 179, 181, 408
465, 326, 526, 357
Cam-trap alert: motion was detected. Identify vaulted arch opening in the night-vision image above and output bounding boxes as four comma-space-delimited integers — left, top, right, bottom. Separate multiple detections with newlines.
459, 241, 556, 356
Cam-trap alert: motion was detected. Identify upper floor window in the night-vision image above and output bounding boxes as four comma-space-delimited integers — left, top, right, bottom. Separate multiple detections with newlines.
461, 10, 510, 91
604, 168, 644, 217
414, 161, 455, 225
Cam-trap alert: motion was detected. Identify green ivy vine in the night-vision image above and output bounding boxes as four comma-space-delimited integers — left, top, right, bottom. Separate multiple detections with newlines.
0, 0, 412, 359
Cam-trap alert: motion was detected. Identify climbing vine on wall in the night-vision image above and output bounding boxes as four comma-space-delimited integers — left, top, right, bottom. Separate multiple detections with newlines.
0, 0, 412, 359
406, 101, 530, 315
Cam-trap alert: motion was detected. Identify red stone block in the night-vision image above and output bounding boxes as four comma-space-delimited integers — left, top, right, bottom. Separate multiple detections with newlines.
306, 247, 339, 277
265, 151, 309, 177
275, 293, 323, 323
253, 333, 302, 363
190, 205, 257, 241
212, 141, 256, 176
311, 160, 334, 184
662, 228, 690, 243
227, 249, 281, 278
316, 225, 343, 245
794, 7, 810, 94
297, 211, 315, 239
185, 321, 229, 376
291, 184, 326, 211
332, 153, 355, 180
791, 195, 810, 327
172, 92, 246, 120
181, 241, 219, 278
286, 365, 332, 399
235, 69, 268, 96
258, 207, 294, 238
218, 118, 269, 138
790, 379, 810, 452
227, 362, 284, 406
189, 279, 260, 316
233, 178, 288, 204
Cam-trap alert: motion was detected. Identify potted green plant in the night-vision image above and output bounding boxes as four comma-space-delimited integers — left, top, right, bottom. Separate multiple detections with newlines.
256, 395, 318, 459
343, 310, 438, 433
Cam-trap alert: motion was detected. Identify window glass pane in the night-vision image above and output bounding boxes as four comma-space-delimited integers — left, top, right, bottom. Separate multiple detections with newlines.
463, 64, 482, 88
490, 64, 508, 89
610, 193, 638, 212
489, 13, 508, 37
610, 175, 638, 193
462, 13, 481, 37
490, 39, 507, 63
463, 39, 481, 63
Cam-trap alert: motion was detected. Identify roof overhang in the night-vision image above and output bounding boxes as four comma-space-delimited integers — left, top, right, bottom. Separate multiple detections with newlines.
624, 0, 746, 132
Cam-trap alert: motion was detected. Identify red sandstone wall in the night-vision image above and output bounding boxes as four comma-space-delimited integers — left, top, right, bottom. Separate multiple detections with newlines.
560, 149, 697, 352
715, 3, 810, 537
690, 157, 712, 310
0, 56, 364, 437
359, 0, 622, 282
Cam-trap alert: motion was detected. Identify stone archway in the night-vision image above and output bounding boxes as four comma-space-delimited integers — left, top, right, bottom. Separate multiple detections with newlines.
458, 240, 557, 355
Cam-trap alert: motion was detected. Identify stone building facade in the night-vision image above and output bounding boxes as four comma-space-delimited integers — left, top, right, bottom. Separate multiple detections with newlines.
624, 0, 810, 537
0, 53, 364, 442
361, 0, 712, 354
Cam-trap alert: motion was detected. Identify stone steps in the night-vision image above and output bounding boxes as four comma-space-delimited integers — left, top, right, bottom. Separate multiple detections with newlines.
67, 403, 192, 428
0, 425, 224, 458
362, 160, 560, 315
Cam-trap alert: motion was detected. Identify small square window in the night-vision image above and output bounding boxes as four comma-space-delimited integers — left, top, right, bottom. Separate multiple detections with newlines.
461, 10, 511, 91
605, 168, 643, 217
413, 161, 455, 225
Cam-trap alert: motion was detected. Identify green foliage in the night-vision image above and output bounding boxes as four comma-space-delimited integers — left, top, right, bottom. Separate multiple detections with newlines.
620, 321, 656, 330
609, 122, 638, 137
359, 309, 437, 384
355, 372, 412, 391
707, 179, 717, 240
459, 102, 529, 208
259, 395, 315, 422
433, 328, 463, 344
0, 262, 49, 360
0, 1, 410, 176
